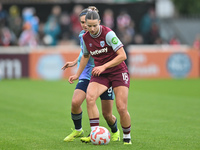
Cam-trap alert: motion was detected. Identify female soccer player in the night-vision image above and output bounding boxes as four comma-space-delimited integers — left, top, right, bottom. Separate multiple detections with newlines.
68, 7, 132, 145
62, 6, 120, 142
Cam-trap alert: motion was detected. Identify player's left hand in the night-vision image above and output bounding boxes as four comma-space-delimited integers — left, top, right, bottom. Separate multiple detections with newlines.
92, 66, 106, 76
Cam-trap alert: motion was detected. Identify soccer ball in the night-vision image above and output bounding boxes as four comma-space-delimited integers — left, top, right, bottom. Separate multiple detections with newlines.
90, 126, 110, 145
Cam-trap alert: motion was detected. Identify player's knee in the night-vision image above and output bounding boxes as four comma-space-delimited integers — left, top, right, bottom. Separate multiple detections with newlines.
71, 99, 81, 109
117, 105, 127, 115
86, 94, 96, 106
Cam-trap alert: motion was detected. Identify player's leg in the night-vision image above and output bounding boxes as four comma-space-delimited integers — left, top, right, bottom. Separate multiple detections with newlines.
64, 79, 89, 142
114, 86, 131, 144
80, 82, 107, 143
100, 87, 120, 141
80, 75, 110, 143
101, 100, 116, 125
70, 89, 86, 129
86, 82, 107, 128
111, 72, 132, 144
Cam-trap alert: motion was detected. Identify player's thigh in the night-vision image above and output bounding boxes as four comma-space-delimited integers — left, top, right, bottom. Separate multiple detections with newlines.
100, 87, 114, 100
86, 82, 108, 101
113, 86, 129, 108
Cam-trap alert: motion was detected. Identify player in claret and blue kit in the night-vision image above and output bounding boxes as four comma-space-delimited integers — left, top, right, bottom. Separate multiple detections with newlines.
62, 6, 120, 143
69, 7, 132, 145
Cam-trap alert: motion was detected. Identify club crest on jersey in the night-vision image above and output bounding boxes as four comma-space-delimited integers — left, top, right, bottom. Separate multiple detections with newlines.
100, 41, 105, 47
89, 43, 92, 47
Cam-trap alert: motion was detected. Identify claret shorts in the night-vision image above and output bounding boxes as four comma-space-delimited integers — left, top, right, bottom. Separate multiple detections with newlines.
90, 72, 130, 89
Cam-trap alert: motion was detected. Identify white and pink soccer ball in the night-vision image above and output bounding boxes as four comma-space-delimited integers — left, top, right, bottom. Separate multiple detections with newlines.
90, 126, 110, 145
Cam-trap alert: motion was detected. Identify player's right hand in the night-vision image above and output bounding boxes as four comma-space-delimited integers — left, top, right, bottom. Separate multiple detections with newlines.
62, 62, 76, 70
68, 75, 78, 84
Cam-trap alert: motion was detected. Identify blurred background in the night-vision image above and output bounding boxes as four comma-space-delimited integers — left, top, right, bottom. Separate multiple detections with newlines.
0, 0, 200, 80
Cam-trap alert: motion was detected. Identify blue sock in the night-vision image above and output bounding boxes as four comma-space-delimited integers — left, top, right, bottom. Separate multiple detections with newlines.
108, 119, 118, 133
71, 112, 82, 130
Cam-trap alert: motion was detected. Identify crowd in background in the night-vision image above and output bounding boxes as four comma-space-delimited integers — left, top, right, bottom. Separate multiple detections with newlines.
0, 3, 200, 50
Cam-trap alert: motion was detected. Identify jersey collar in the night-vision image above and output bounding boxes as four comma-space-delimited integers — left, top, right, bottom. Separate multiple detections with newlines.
90, 25, 102, 38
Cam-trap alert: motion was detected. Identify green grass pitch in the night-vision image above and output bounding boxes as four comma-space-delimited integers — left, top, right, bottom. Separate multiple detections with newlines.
0, 79, 200, 150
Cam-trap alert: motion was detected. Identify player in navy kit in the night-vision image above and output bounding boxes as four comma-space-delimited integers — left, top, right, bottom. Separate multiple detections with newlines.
69, 7, 132, 145
62, 6, 120, 142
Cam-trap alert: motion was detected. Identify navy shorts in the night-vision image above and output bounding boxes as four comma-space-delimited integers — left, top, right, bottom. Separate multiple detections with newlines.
75, 79, 114, 100
75, 79, 90, 93
100, 87, 114, 100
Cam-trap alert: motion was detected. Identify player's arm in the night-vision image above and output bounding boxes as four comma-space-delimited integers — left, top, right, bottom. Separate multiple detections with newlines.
103, 47, 126, 69
62, 57, 78, 70
92, 31, 127, 76
62, 33, 84, 70
77, 55, 90, 77
104, 31, 127, 68
92, 48, 126, 76
68, 40, 90, 84
68, 55, 90, 84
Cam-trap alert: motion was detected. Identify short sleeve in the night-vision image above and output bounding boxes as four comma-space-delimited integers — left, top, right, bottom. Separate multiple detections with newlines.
106, 31, 123, 52
82, 39, 89, 55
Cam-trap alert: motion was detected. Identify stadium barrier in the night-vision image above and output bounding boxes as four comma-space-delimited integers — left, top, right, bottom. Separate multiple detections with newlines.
128, 45, 199, 78
29, 46, 80, 80
0, 45, 199, 79
0, 47, 30, 79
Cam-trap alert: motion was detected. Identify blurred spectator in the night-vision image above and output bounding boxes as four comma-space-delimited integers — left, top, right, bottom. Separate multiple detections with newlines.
102, 9, 114, 30
0, 3, 8, 28
116, 11, 134, 68
140, 8, 158, 44
48, 5, 62, 23
193, 34, 200, 50
43, 5, 62, 45
22, 7, 39, 33
154, 37, 163, 45
117, 10, 131, 29
59, 12, 71, 40
116, 20, 135, 45
133, 34, 144, 45
169, 35, 180, 45
0, 27, 17, 46
7, 5, 22, 38
38, 22, 45, 45
31, 9, 39, 33
43, 16, 60, 46
0, 5, 166, 47
70, 5, 83, 44
148, 23, 162, 44
18, 22, 38, 47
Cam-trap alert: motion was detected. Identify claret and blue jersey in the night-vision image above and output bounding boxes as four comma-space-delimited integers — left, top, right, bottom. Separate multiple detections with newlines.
82, 25, 128, 74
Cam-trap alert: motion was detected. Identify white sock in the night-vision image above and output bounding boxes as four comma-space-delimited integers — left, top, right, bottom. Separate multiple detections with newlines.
91, 126, 98, 131
123, 133, 131, 139
76, 128, 82, 131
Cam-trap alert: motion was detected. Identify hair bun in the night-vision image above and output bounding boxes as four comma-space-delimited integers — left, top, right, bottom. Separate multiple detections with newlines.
88, 6, 99, 13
